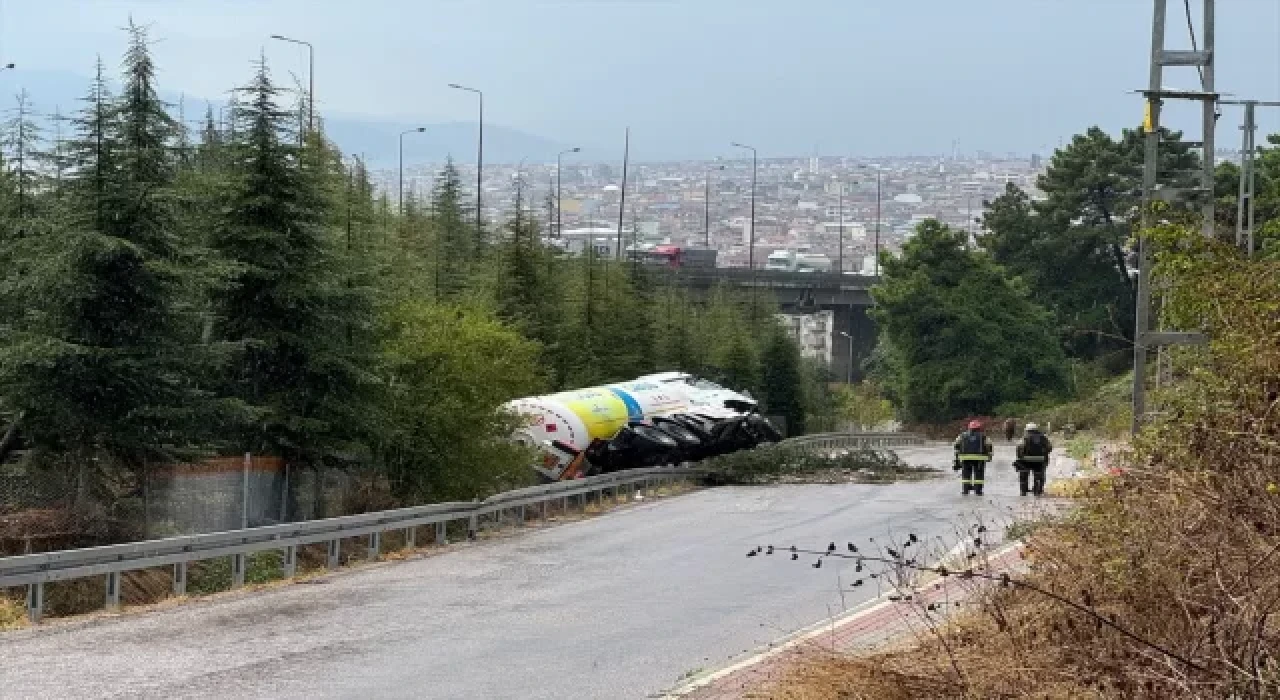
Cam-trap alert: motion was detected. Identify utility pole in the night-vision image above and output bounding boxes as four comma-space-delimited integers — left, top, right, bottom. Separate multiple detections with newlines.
1237, 101, 1257, 251
615, 127, 630, 261
1132, 0, 1216, 435
732, 142, 758, 318
874, 168, 882, 277
836, 180, 844, 275
1221, 100, 1280, 257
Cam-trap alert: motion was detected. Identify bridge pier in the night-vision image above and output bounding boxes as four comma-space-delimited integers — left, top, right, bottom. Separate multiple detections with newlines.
666, 268, 879, 383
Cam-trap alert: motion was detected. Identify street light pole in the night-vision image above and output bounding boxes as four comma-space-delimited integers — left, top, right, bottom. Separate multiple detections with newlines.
839, 331, 854, 384
399, 127, 426, 217
874, 169, 882, 277
731, 143, 758, 272
269, 35, 313, 133
557, 147, 580, 239
966, 194, 974, 241
448, 83, 484, 242
704, 164, 724, 248
837, 180, 844, 275
737, 145, 752, 319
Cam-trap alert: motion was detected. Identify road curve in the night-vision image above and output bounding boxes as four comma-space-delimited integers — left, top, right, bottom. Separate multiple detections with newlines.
0, 443, 1048, 700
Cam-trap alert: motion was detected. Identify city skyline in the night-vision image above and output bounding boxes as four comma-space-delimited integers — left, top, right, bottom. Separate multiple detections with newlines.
4, 0, 1280, 161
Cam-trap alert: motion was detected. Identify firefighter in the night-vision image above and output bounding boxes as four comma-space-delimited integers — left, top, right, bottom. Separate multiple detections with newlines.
1014, 422, 1053, 496
953, 420, 993, 495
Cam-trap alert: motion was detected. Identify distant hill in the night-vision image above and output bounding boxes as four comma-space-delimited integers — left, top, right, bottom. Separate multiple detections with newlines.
322, 116, 568, 168
1, 68, 567, 167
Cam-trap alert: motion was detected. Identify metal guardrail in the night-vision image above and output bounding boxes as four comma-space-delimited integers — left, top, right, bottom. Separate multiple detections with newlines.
779, 431, 926, 451
2, 466, 704, 623
0, 431, 923, 624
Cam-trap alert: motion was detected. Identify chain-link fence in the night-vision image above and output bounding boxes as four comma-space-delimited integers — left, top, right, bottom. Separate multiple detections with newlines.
1, 455, 400, 555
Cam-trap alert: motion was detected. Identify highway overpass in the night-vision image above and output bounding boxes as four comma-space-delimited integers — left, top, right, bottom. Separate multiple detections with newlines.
657, 268, 880, 382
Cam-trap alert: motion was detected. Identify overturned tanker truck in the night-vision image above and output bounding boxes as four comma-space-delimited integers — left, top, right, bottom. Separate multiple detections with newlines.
503, 371, 782, 481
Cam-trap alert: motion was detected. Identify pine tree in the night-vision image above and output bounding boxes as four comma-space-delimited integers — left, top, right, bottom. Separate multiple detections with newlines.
759, 324, 806, 436
0, 27, 205, 466
210, 56, 375, 465
718, 330, 760, 394
2, 90, 46, 229
429, 158, 471, 299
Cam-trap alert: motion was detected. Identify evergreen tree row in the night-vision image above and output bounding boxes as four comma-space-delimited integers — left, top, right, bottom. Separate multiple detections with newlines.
0, 25, 817, 510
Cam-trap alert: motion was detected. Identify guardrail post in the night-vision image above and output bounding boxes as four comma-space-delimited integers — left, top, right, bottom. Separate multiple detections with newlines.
26, 582, 42, 625
540, 500, 548, 522
327, 539, 341, 569
105, 571, 121, 609
517, 505, 526, 527
283, 545, 297, 578
435, 521, 447, 545
173, 562, 187, 595
404, 526, 416, 550
468, 513, 478, 541
232, 553, 246, 589
368, 532, 381, 561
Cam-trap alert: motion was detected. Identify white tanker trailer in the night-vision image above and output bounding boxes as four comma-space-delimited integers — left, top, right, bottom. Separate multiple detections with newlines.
503, 372, 781, 481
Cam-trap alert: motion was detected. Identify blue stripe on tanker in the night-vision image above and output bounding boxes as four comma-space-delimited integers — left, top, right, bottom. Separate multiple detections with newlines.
608, 387, 645, 421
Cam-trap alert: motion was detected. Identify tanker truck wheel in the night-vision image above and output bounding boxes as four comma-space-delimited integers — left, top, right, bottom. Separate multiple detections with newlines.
625, 424, 681, 467
649, 418, 704, 462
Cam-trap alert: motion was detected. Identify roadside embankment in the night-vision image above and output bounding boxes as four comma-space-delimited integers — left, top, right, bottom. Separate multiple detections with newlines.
756, 236, 1280, 698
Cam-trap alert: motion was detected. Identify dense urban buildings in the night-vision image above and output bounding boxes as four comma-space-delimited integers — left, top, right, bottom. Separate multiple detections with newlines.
384, 152, 1045, 273
378, 152, 1048, 370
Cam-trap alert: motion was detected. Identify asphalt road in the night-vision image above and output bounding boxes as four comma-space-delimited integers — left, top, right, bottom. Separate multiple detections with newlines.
0, 442, 1063, 700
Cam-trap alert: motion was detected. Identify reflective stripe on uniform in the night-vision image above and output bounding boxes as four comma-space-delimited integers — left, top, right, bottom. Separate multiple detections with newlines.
961, 479, 986, 485
957, 454, 989, 461
1019, 455, 1046, 462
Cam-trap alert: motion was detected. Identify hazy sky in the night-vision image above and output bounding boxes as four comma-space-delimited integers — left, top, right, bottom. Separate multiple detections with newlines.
3, 0, 1279, 160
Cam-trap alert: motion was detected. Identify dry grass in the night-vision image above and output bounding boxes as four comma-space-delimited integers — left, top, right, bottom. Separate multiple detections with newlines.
0, 595, 27, 630
763, 240, 1280, 699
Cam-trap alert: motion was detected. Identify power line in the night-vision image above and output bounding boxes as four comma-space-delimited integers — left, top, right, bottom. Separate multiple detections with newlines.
1182, 0, 1205, 87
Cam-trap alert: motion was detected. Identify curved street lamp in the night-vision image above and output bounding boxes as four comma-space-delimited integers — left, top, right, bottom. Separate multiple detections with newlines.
448, 83, 484, 239
268, 34, 313, 133
556, 147, 580, 239
399, 127, 426, 216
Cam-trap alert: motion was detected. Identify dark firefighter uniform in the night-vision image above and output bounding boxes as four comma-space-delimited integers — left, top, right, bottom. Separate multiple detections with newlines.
953, 424, 993, 495
1015, 425, 1053, 496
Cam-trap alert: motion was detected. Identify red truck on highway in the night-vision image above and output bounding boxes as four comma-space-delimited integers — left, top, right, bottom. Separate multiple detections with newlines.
641, 245, 717, 269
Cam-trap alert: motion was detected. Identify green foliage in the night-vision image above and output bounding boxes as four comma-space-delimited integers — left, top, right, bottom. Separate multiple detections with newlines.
0, 25, 212, 465
980, 126, 1198, 360
377, 301, 544, 502
429, 158, 472, 300
0, 28, 832, 523
1001, 371, 1133, 438
872, 219, 1068, 422
831, 381, 896, 430
760, 324, 806, 435
207, 58, 377, 466
703, 444, 928, 485
187, 551, 284, 594
1, 90, 47, 228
